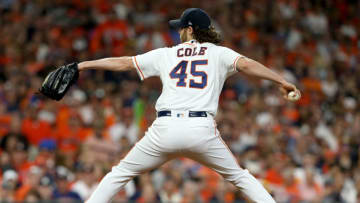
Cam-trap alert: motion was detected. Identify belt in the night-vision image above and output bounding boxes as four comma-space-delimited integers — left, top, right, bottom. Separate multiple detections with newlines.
157, 111, 207, 118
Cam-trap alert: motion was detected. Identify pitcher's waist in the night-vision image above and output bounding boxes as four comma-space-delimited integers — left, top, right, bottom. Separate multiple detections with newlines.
157, 110, 208, 118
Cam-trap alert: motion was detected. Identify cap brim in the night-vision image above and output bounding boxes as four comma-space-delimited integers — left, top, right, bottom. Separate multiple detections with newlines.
169, 19, 182, 29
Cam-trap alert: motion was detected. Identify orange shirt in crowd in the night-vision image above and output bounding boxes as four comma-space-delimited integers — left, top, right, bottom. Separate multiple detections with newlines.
285, 181, 301, 201
0, 114, 12, 136
90, 19, 129, 56
21, 119, 53, 145
285, 52, 297, 66
12, 160, 34, 200
56, 106, 71, 132
282, 108, 300, 122
246, 28, 259, 44
55, 125, 93, 142
265, 168, 284, 185
14, 184, 31, 202
297, 91, 311, 106
301, 77, 322, 92
199, 166, 220, 202
105, 113, 116, 129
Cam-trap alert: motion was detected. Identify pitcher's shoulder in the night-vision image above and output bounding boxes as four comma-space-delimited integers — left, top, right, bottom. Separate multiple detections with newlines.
168, 43, 192, 49
212, 44, 229, 50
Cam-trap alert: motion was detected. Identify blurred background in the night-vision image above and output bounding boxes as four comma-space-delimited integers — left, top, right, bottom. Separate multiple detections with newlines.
0, 0, 359, 202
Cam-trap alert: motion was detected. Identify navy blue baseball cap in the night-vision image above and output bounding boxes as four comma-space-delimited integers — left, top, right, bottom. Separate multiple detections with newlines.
169, 8, 211, 30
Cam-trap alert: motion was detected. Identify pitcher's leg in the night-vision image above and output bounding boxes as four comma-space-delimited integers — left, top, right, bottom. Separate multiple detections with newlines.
86, 135, 169, 203
187, 134, 276, 203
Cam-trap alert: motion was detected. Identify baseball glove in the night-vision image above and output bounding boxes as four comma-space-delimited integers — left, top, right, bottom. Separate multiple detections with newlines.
39, 62, 79, 101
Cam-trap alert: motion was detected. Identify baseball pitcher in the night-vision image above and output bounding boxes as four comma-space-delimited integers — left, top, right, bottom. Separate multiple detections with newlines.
40, 8, 301, 203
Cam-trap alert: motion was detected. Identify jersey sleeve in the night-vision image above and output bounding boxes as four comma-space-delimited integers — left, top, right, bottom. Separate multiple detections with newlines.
132, 48, 164, 80
218, 47, 245, 76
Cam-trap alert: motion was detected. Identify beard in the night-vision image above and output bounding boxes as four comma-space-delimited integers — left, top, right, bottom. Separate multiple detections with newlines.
180, 30, 188, 42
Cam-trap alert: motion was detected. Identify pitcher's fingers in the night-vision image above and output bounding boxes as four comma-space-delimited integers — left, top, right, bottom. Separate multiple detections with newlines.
287, 84, 296, 91
279, 86, 287, 95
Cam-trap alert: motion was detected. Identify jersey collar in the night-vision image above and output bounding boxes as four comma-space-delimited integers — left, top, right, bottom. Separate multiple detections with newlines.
185, 39, 198, 44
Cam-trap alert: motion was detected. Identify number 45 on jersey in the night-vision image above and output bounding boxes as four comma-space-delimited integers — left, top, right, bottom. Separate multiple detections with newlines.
170, 60, 208, 89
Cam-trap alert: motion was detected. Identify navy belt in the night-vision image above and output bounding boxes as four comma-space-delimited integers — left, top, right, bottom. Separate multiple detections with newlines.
157, 111, 207, 117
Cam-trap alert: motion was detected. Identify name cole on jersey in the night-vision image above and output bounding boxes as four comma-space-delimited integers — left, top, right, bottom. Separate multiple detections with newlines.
177, 46, 208, 57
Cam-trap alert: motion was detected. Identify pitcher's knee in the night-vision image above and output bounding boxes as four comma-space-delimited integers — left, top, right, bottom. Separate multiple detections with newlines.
109, 164, 139, 181
223, 169, 251, 186
98, 164, 138, 187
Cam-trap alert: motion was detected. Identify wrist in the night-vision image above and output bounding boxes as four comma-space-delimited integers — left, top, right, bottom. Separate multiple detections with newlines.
278, 78, 287, 85
77, 62, 87, 71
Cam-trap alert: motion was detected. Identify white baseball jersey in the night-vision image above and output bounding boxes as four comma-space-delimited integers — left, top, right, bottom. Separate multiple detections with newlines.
132, 40, 244, 116
87, 40, 276, 203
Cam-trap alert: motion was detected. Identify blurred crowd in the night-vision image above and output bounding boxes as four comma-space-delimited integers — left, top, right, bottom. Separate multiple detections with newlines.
0, 0, 359, 202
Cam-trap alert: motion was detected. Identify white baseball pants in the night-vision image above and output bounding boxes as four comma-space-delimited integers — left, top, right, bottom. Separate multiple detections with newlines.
86, 113, 276, 203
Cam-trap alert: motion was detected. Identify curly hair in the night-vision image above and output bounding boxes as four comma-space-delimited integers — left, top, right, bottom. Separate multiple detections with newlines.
192, 26, 222, 44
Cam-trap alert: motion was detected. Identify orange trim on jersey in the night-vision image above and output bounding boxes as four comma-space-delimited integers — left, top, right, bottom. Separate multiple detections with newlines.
184, 42, 195, 46
233, 56, 241, 72
134, 56, 145, 80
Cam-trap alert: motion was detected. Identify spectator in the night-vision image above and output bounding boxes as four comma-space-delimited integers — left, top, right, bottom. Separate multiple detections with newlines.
38, 175, 54, 202
109, 107, 139, 145
181, 180, 203, 203
0, 169, 19, 202
14, 166, 42, 202
52, 166, 81, 201
159, 178, 181, 203
24, 189, 42, 203
71, 163, 98, 200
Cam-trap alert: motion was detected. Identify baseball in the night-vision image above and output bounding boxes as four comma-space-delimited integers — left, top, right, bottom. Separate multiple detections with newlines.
288, 91, 300, 101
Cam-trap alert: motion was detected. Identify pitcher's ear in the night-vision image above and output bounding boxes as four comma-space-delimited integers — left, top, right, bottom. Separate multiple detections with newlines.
187, 26, 194, 34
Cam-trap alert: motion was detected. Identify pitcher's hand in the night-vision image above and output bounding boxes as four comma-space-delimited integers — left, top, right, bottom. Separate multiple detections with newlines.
279, 81, 301, 102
